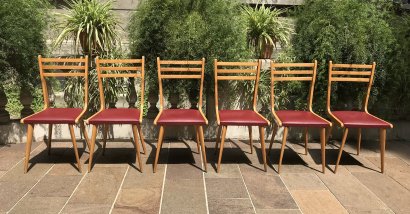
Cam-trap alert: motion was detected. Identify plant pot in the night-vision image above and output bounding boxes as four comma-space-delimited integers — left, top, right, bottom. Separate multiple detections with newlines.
79, 31, 102, 57
19, 87, 34, 118
147, 89, 159, 119
259, 41, 274, 59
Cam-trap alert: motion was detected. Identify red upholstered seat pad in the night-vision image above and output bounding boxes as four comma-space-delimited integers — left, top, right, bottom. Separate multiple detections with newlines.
88, 108, 141, 124
332, 111, 391, 128
219, 110, 268, 126
23, 108, 83, 124
276, 110, 330, 128
156, 109, 207, 125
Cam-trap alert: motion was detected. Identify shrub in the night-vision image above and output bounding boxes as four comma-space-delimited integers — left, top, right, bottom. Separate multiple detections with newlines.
290, 0, 395, 114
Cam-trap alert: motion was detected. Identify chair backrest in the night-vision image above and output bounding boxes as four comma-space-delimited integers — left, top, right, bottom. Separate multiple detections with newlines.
270, 61, 317, 112
327, 61, 376, 113
95, 57, 145, 118
156, 57, 205, 111
38, 55, 89, 110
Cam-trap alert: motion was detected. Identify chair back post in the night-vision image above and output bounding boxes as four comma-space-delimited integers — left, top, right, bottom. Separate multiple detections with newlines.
308, 60, 318, 112
326, 61, 333, 115
157, 57, 164, 112
252, 60, 262, 112
38, 55, 49, 109
363, 62, 376, 113
214, 59, 220, 124
140, 56, 145, 122
82, 55, 89, 120
95, 57, 105, 111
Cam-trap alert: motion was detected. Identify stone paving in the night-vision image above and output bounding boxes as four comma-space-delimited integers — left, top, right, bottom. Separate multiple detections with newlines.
0, 135, 410, 214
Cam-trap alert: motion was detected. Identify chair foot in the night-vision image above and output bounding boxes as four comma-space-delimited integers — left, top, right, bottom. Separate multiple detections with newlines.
24, 124, 34, 173
259, 127, 267, 172
88, 125, 97, 173
153, 126, 165, 173
335, 128, 349, 173
132, 125, 143, 172
380, 128, 386, 173
278, 127, 288, 174
198, 126, 207, 172
69, 125, 82, 173
217, 126, 227, 173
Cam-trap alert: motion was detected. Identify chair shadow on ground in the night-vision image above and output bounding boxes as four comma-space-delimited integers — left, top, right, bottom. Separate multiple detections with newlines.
205, 140, 253, 172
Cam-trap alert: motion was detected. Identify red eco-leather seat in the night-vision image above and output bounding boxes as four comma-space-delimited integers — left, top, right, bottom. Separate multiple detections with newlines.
332, 111, 391, 128
23, 108, 83, 124
156, 109, 207, 125
219, 110, 269, 126
88, 108, 141, 125
276, 110, 330, 128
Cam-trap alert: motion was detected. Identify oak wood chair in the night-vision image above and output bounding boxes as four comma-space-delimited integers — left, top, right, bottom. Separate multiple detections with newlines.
269, 61, 331, 173
214, 60, 269, 173
21, 55, 90, 173
153, 58, 208, 173
327, 61, 393, 173
86, 57, 147, 172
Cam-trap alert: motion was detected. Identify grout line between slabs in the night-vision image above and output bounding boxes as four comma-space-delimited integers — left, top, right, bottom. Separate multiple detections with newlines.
200, 140, 209, 214
109, 165, 130, 214
158, 142, 170, 214
8, 164, 55, 213
58, 169, 88, 214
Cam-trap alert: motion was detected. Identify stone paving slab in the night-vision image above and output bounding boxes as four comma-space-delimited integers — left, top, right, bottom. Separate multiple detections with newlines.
291, 190, 348, 214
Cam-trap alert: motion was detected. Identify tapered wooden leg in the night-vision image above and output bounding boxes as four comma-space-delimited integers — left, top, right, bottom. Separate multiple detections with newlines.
47, 124, 52, 155
198, 126, 207, 172
335, 128, 349, 173
268, 124, 278, 155
380, 128, 386, 173
88, 125, 97, 172
278, 127, 288, 174
259, 126, 267, 172
195, 126, 200, 153
320, 128, 326, 173
357, 128, 362, 155
304, 127, 308, 155
102, 124, 108, 156
132, 125, 143, 172
69, 125, 82, 173
214, 126, 222, 154
217, 126, 227, 173
248, 126, 253, 154
80, 122, 90, 151
137, 124, 147, 154
24, 124, 34, 173
326, 125, 333, 143
153, 126, 165, 173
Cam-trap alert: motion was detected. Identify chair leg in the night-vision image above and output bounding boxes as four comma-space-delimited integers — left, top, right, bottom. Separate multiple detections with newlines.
24, 124, 34, 173
259, 126, 267, 172
69, 125, 82, 173
268, 124, 278, 156
335, 128, 349, 173
278, 127, 288, 174
88, 125, 97, 172
357, 128, 362, 155
153, 126, 165, 173
137, 124, 147, 154
304, 127, 308, 155
198, 126, 208, 172
214, 126, 222, 154
80, 122, 90, 151
102, 124, 108, 156
132, 125, 143, 172
217, 126, 227, 173
380, 128, 386, 173
320, 128, 326, 173
195, 126, 200, 153
47, 124, 52, 155
248, 126, 253, 154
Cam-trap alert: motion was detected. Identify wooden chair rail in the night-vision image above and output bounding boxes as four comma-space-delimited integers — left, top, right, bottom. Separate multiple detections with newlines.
216, 61, 258, 66
160, 67, 202, 72
217, 69, 257, 74
331, 71, 372, 76
42, 65, 86, 70
217, 76, 256, 81
42, 72, 86, 77
99, 66, 142, 71
41, 58, 86, 63
159, 60, 203, 65
330, 77, 370, 82
272, 70, 314, 75
98, 59, 142, 64
271, 63, 314, 67
273, 76, 313, 81
332, 63, 373, 69
161, 74, 202, 79
100, 73, 142, 78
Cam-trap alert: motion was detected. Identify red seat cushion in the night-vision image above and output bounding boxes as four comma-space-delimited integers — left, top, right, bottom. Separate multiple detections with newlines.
332, 111, 392, 128
219, 110, 269, 126
88, 108, 141, 125
23, 108, 83, 124
156, 109, 207, 125
276, 110, 330, 128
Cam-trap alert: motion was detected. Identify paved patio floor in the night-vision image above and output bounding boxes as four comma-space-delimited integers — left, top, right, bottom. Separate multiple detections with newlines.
1, 136, 410, 214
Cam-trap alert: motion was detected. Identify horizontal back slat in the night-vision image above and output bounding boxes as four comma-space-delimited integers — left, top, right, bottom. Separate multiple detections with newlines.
161, 67, 202, 72
217, 76, 256, 81
42, 65, 86, 70
274, 77, 313, 81
161, 74, 201, 79
99, 66, 141, 71
160, 60, 202, 65
43, 72, 85, 77
332, 64, 372, 69
41, 58, 86, 63
217, 62, 258, 67
100, 73, 141, 78
217, 69, 257, 74
272, 63, 314, 67
331, 77, 370, 82
99, 59, 142, 64
332, 71, 371, 76
273, 70, 314, 75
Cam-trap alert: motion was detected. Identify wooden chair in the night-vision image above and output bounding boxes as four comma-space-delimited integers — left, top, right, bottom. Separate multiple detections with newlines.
327, 61, 393, 173
21, 55, 90, 173
214, 60, 269, 173
269, 61, 331, 173
153, 58, 208, 173
86, 57, 147, 172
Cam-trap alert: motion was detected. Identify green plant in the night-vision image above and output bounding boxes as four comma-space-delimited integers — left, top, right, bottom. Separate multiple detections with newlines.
0, 0, 49, 88
53, 0, 120, 56
242, 4, 293, 58
291, 0, 395, 115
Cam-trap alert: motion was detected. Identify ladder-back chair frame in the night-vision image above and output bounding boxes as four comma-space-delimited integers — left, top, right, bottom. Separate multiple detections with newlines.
21, 55, 89, 173
86, 57, 146, 172
153, 57, 208, 173
214, 59, 269, 172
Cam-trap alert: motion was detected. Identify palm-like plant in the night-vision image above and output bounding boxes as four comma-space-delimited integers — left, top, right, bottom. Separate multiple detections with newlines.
242, 4, 293, 59
54, 0, 120, 56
